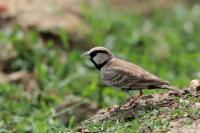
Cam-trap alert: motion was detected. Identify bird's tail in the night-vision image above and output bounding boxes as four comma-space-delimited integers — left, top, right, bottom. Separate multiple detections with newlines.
159, 84, 184, 94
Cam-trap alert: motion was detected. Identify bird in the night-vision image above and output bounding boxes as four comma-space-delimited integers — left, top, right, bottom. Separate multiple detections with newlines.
82, 47, 182, 100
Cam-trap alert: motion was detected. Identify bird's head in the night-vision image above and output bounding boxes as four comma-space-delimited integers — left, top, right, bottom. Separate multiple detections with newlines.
82, 47, 113, 70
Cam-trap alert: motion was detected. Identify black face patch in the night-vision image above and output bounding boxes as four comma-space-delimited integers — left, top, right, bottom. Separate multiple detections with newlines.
89, 50, 109, 59
90, 58, 108, 70
89, 50, 110, 70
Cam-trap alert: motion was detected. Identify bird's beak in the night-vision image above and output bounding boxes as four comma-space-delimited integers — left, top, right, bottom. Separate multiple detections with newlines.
82, 51, 90, 58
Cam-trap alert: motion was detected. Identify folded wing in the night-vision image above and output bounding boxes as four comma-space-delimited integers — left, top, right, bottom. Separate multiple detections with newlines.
101, 58, 170, 89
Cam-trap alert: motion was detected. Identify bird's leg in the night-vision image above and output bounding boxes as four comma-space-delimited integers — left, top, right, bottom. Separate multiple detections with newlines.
114, 89, 144, 111
139, 89, 143, 97
119, 90, 144, 109
130, 90, 143, 103
122, 88, 137, 103
113, 89, 131, 111
122, 88, 131, 99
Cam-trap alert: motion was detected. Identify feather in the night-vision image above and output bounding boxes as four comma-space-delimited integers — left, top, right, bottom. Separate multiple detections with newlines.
101, 58, 170, 89
83, 47, 181, 95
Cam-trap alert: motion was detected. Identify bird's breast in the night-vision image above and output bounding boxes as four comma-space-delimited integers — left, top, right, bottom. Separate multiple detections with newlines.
100, 68, 118, 85
100, 68, 135, 88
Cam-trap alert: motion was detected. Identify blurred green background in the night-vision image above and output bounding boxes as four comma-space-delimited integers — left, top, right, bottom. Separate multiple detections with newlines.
0, 0, 200, 132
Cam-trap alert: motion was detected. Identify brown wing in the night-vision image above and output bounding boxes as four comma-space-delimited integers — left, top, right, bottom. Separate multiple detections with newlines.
103, 58, 170, 89
101, 68, 140, 88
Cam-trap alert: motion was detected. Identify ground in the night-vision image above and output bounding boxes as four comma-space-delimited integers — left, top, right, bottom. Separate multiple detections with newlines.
0, 0, 200, 132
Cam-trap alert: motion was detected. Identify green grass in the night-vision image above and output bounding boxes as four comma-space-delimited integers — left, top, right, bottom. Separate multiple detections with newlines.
0, 1, 200, 132
80, 94, 200, 132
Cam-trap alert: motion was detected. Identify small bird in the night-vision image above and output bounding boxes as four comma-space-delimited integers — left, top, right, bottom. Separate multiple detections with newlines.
82, 47, 182, 99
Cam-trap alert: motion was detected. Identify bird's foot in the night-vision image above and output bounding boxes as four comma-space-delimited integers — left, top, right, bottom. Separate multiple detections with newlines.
129, 95, 141, 104
168, 90, 184, 97
122, 95, 141, 109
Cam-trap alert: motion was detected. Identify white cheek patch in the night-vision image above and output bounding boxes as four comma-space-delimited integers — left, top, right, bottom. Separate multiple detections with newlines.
93, 53, 109, 65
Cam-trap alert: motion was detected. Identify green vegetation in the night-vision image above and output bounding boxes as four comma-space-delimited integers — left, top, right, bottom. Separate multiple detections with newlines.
0, 1, 200, 132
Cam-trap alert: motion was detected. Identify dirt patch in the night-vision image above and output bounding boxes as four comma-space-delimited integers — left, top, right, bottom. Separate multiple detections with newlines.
80, 79, 200, 132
